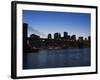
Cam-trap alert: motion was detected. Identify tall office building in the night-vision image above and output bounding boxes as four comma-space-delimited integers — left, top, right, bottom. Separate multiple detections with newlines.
64, 32, 68, 38
88, 36, 91, 41
58, 33, 61, 38
48, 33, 52, 39
54, 33, 61, 39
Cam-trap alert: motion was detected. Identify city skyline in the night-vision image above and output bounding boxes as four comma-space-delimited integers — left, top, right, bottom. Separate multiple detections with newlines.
29, 31, 90, 40
23, 10, 91, 39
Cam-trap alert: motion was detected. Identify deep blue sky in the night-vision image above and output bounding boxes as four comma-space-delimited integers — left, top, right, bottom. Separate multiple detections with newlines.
23, 10, 90, 39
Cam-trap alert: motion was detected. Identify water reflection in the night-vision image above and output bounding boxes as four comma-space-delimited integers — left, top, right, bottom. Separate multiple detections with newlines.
23, 48, 90, 69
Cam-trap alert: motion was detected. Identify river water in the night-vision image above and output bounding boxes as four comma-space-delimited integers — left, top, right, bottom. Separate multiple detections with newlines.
23, 48, 91, 69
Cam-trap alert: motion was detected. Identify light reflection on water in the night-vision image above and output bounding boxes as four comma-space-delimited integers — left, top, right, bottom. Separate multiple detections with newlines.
23, 48, 91, 69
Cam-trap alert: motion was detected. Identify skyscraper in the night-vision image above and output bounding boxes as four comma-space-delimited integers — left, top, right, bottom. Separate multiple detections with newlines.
48, 33, 52, 39
54, 33, 61, 39
64, 32, 68, 39
88, 36, 91, 41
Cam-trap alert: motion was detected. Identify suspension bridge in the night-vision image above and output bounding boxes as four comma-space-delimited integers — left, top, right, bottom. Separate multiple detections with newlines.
28, 26, 47, 38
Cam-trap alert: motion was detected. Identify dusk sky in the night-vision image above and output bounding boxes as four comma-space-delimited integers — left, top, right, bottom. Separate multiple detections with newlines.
23, 10, 91, 39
